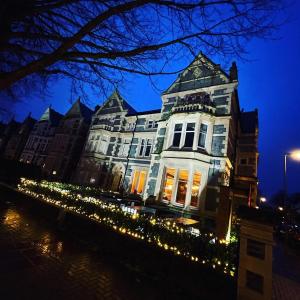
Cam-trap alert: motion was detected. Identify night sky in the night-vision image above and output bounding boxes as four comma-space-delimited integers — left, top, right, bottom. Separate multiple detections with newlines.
2, 2, 300, 199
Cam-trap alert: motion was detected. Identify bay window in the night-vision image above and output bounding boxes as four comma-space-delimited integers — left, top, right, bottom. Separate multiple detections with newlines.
162, 167, 202, 208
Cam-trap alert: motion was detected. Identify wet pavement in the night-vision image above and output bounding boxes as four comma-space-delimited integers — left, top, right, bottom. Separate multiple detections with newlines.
0, 196, 163, 300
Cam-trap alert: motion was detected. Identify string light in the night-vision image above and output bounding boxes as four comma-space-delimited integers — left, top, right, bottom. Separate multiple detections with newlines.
18, 178, 237, 276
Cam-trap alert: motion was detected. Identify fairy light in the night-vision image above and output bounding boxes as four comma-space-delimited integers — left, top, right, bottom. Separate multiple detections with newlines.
17, 178, 237, 277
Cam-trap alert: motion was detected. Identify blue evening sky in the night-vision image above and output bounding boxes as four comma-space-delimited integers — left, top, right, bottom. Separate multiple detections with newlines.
3, 2, 300, 199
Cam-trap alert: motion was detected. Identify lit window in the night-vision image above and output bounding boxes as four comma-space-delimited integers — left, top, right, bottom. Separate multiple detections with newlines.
184, 123, 195, 147
130, 170, 147, 194
176, 169, 188, 204
162, 168, 176, 201
198, 124, 208, 148
191, 172, 201, 206
172, 124, 183, 147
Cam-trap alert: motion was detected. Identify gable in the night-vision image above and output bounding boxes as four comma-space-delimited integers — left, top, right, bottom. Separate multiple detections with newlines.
163, 53, 230, 95
96, 89, 136, 116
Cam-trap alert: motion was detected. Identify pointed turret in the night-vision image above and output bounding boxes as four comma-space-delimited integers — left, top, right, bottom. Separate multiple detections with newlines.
40, 106, 63, 126
65, 98, 93, 121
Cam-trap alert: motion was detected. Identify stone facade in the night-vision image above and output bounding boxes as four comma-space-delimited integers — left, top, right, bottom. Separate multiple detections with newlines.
44, 99, 92, 181
4, 115, 36, 161
75, 53, 259, 229
20, 107, 63, 167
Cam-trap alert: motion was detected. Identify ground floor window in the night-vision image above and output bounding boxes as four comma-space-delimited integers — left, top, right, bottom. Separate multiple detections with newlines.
176, 169, 188, 204
191, 171, 201, 206
162, 168, 176, 201
162, 167, 202, 207
130, 170, 147, 194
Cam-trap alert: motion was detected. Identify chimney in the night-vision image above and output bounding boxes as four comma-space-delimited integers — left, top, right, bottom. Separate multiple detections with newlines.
230, 61, 238, 81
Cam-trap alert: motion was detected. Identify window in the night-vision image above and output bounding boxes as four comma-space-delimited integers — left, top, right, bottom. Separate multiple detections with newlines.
162, 168, 176, 201
176, 169, 188, 204
126, 122, 135, 130
131, 170, 147, 194
191, 172, 201, 206
247, 239, 265, 260
184, 123, 195, 147
139, 139, 153, 157
98, 136, 108, 154
198, 124, 208, 148
246, 271, 264, 294
240, 158, 247, 165
145, 140, 152, 156
139, 139, 145, 156
147, 120, 158, 129
172, 124, 183, 147
119, 139, 130, 157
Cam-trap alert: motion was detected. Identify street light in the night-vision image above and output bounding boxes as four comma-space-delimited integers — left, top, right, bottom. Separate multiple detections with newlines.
260, 197, 267, 203
284, 150, 300, 208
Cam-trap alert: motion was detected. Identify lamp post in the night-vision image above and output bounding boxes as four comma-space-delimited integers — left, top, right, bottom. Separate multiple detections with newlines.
283, 150, 300, 208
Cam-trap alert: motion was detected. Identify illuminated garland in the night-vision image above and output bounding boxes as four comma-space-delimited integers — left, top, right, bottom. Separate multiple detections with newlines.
18, 178, 237, 276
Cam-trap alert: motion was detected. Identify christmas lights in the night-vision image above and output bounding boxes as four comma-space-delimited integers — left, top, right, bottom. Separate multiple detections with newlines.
18, 178, 237, 276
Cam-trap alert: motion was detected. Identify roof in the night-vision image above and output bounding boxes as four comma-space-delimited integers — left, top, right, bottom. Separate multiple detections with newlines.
127, 109, 161, 117
39, 107, 63, 126
163, 52, 230, 95
65, 98, 93, 121
95, 89, 137, 115
240, 110, 258, 134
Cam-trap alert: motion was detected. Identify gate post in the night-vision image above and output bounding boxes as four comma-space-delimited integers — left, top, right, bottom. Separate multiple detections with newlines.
237, 218, 273, 300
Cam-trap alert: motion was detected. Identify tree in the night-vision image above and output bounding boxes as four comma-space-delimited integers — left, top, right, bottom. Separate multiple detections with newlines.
0, 0, 285, 98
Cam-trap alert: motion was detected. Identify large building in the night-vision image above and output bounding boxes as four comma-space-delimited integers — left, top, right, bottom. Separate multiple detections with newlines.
4, 114, 36, 161
44, 99, 93, 181
75, 53, 259, 229
0, 118, 20, 155
20, 107, 63, 167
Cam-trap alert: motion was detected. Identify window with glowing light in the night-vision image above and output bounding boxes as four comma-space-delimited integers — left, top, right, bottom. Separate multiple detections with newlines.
130, 170, 147, 194
162, 168, 176, 201
176, 169, 188, 204
191, 172, 201, 206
